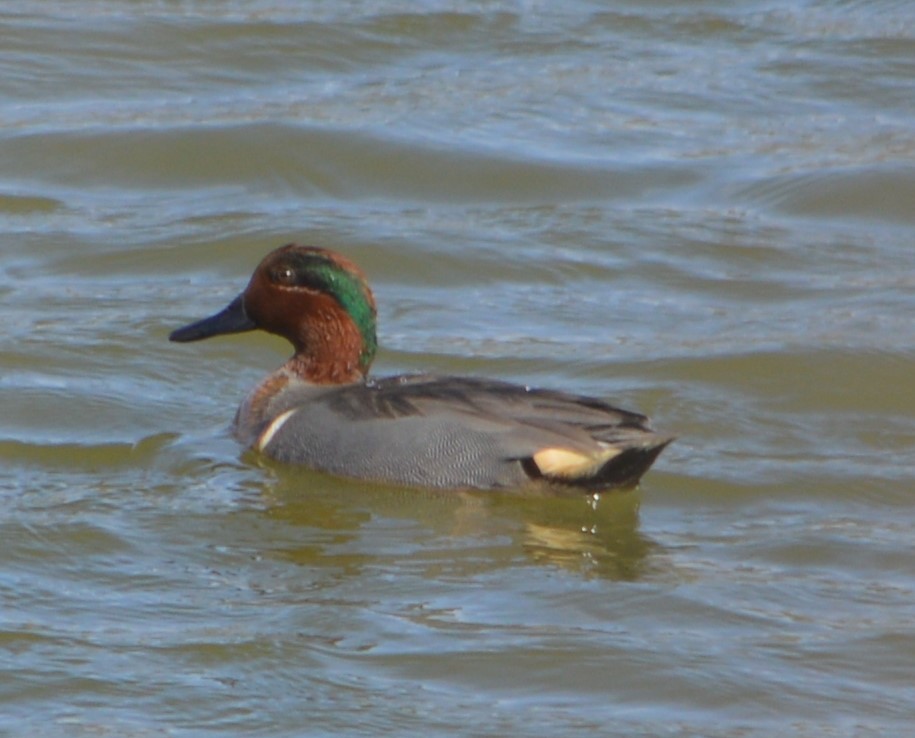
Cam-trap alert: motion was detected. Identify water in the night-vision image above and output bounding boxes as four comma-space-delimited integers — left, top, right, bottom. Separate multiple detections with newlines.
2, 1, 915, 735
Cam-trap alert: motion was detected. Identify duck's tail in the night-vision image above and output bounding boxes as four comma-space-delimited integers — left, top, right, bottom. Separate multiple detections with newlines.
525, 435, 674, 491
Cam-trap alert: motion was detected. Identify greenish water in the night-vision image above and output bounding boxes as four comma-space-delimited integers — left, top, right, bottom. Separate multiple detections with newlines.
2, 2, 915, 736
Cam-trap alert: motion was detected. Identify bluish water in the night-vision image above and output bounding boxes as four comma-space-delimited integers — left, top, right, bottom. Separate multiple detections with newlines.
1, 2, 914, 736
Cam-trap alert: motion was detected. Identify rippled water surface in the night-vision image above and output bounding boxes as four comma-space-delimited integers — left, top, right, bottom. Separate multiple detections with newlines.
2, 2, 915, 736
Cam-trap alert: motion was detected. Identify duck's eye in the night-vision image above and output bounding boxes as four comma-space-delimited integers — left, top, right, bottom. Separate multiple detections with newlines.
272, 266, 297, 285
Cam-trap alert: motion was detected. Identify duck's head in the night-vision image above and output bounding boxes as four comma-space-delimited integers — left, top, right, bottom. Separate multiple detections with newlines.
170, 244, 378, 384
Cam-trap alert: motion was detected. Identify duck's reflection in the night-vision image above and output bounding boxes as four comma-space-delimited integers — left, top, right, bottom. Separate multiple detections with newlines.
258, 462, 659, 581
489, 489, 656, 580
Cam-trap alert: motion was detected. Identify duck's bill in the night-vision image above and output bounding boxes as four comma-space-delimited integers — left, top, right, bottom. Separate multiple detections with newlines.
169, 294, 256, 343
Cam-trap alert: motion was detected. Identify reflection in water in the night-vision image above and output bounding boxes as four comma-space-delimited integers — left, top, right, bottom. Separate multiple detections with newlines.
258, 463, 659, 581
508, 493, 656, 580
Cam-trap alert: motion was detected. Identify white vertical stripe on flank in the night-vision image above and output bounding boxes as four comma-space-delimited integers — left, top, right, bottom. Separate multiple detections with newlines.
255, 408, 297, 452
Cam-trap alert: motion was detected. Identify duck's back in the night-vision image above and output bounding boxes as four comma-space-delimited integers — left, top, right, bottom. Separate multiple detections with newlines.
248, 375, 671, 491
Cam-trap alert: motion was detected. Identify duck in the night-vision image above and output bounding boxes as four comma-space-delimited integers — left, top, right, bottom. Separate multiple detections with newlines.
170, 244, 672, 491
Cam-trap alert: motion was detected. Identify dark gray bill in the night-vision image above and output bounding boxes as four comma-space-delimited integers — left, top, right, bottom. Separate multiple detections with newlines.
169, 294, 256, 342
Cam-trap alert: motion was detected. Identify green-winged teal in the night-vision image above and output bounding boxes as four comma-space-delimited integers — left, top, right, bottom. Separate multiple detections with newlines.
170, 244, 672, 491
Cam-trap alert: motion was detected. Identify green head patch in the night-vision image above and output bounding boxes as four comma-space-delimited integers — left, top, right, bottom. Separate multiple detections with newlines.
267, 249, 378, 369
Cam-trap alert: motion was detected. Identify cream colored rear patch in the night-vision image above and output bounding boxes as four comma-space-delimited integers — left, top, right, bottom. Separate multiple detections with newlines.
533, 446, 621, 479
255, 408, 298, 452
